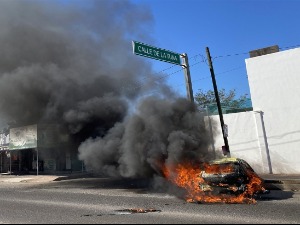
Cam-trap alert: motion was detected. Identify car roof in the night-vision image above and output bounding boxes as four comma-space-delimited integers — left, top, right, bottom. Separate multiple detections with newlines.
208, 157, 240, 165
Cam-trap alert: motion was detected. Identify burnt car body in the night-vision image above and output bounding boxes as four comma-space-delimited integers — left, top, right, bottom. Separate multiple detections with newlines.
198, 157, 270, 197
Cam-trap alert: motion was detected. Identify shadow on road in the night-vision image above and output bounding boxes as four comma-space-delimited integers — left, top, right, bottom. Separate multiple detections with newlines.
257, 190, 295, 201
41, 174, 186, 197
50, 176, 155, 191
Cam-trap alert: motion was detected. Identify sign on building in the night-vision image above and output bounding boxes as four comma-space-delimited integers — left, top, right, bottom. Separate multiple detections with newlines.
9, 124, 37, 150
0, 133, 9, 150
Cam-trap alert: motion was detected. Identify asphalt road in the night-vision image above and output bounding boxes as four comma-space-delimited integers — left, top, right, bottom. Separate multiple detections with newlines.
0, 177, 299, 224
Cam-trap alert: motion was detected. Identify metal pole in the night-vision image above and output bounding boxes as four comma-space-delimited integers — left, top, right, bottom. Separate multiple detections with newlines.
205, 47, 230, 157
36, 148, 39, 176
18, 150, 21, 173
1, 150, 2, 173
9, 150, 11, 175
181, 53, 194, 103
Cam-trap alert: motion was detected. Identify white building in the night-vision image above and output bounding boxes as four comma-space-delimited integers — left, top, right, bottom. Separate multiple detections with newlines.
208, 47, 300, 174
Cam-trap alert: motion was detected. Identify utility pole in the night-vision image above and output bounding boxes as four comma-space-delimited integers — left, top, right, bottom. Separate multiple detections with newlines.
205, 47, 230, 157
181, 53, 194, 103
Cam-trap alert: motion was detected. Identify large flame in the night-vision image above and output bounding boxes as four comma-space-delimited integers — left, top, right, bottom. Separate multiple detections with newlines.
162, 161, 267, 204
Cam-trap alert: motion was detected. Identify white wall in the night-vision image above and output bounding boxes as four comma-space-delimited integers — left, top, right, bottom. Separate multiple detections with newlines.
209, 48, 300, 174
246, 48, 300, 174
207, 112, 271, 174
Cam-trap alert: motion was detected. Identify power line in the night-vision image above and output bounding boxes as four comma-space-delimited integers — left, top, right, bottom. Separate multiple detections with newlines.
279, 44, 300, 50
160, 64, 246, 89
215, 66, 245, 76
121, 54, 206, 92
126, 44, 300, 95
213, 52, 249, 60
211, 44, 300, 60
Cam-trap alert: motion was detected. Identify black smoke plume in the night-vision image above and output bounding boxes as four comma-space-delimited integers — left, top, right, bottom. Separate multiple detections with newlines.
78, 97, 213, 177
0, 0, 215, 180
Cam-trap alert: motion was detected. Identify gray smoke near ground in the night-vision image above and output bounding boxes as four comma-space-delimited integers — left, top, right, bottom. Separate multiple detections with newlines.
0, 0, 216, 181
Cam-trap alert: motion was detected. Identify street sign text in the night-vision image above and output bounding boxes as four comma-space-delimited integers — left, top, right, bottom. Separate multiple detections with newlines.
132, 41, 181, 65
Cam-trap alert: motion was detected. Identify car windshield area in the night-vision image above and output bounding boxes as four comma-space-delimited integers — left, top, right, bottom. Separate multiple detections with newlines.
203, 162, 236, 174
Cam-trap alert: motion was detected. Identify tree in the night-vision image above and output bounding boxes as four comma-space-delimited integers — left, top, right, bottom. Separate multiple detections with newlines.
194, 88, 249, 112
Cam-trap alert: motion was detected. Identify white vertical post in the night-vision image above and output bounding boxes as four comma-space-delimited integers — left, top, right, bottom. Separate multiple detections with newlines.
254, 110, 273, 174
258, 111, 272, 174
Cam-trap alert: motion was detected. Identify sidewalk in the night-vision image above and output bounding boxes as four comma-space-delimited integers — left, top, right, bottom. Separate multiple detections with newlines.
259, 174, 300, 191
0, 171, 93, 183
0, 175, 60, 183
260, 174, 300, 180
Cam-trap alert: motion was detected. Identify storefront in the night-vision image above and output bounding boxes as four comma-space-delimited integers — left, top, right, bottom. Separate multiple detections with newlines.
6, 124, 84, 174
0, 149, 9, 173
0, 132, 10, 174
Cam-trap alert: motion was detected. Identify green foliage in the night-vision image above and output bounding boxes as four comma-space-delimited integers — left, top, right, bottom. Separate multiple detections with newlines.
195, 88, 249, 111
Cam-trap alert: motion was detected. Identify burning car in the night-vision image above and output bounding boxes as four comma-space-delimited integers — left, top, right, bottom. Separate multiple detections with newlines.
199, 157, 270, 197
163, 157, 270, 204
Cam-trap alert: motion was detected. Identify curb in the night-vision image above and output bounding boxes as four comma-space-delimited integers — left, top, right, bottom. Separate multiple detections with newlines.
264, 179, 300, 191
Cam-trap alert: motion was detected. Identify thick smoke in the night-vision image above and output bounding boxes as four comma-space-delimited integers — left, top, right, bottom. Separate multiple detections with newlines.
0, 0, 215, 181
0, 0, 160, 127
78, 97, 213, 178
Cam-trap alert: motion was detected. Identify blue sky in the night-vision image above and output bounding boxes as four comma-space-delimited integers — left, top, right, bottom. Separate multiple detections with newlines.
130, 0, 300, 99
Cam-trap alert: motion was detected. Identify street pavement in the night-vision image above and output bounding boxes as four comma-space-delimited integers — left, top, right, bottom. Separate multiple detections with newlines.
0, 172, 300, 192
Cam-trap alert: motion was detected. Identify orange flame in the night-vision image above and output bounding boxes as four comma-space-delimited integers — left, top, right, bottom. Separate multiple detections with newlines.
162, 162, 265, 204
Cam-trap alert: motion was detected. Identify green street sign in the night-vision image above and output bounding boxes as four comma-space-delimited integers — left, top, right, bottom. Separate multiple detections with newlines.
132, 41, 181, 65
